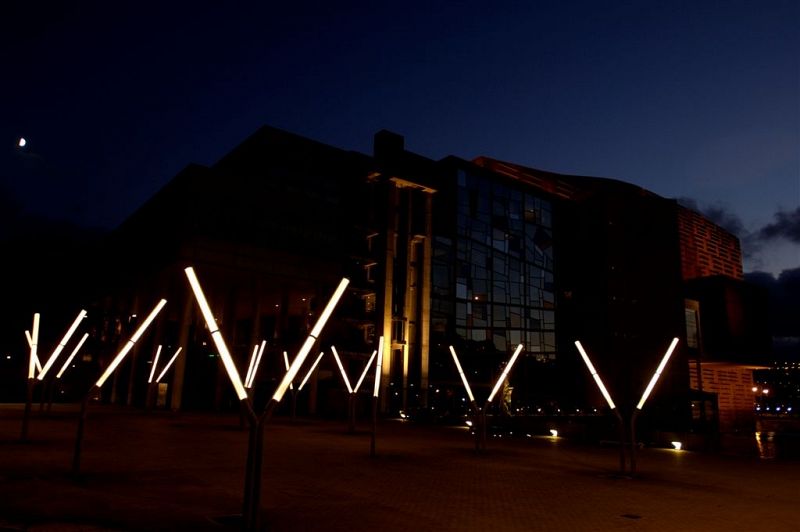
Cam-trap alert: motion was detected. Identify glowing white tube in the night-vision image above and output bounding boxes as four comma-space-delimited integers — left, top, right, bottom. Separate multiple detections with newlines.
25, 330, 43, 374
487, 343, 524, 403
353, 350, 377, 393
96, 299, 167, 388
298, 352, 325, 391
309, 278, 350, 338
636, 337, 680, 410
185, 267, 248, 400
38, 309, 87, 380
449, 346, 475, 403
331, 346, 353, 394
148, 345, 163, 383
575, 341, 616, 410
56, 332, 89, 379
373, 336, 384, 398
248, 340, 266, 388
272, 278, 349, 402
283, 351, 294, 390
27, 314, 40, 379
156, 347, 182, 383
244, 345, 259, 389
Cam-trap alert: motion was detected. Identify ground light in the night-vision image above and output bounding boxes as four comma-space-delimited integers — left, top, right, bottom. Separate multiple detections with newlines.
72, 299, 166, 475
185, 267, 349, 532
574, 338, 679, 475
448, 344, 524, 452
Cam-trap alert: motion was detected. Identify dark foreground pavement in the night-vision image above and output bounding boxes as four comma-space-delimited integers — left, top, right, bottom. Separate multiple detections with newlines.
1, 404, 797, 531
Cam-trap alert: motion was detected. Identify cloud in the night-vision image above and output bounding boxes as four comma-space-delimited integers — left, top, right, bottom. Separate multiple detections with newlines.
677, 197, 745, 237
757, 207, 800, 244
745, 266, 800, 338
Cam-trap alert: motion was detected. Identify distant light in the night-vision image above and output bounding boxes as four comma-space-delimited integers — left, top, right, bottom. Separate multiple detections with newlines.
465, 420, 473, 427
671, 441, 683, 450
763, 389, 770, 395
5, 355, 10, 360
752, 386, 758, 392
18, 137, 26, 147
549, 429, 558, 437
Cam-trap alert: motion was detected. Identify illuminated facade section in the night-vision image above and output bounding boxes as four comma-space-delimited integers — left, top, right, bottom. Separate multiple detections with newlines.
677, 206, 743, 281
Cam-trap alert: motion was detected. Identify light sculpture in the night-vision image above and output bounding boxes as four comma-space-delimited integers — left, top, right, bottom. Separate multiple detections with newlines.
353, 350, 377, 393
38, 310, 87, 380
574, 341, 616, 410
156, 347, 182, 383
96, 299, 166, 388
185, 267, 247, 400
331, 346, 353, 394
148, 345, 163, 384
637, 338, 680, 410
298, 352, 325, 391
56, 333, 90, 379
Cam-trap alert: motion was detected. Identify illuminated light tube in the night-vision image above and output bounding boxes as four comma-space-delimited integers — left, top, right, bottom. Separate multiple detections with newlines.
298, 352, 325, 391
283, 351, 294, 390
574, 341, 617, 410
487, 343, 524, 403
26, 330, 44, 375
185, 267, 248, 400
56, 332, 89, 379
449, 346, 475, 403
636, 337, 680, 410
148, 345, 163, 383
244, 345, 259, 390
272, 278, 349, 403
25, 330, 44, 374
331, 346, 353, 394
96, 299, 167, 388
373, 336, 384, 398
38, 310, 87, 380
353, 350, 377, 394
156, 347, 182, 383
28, 314, 41, 379
249, 340, 266, 388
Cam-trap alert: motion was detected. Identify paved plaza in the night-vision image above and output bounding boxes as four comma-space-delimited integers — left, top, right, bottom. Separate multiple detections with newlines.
1, 404, 797, 531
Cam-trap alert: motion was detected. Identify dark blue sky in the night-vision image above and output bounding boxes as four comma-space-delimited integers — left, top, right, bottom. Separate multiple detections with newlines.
3, 1, 798, 275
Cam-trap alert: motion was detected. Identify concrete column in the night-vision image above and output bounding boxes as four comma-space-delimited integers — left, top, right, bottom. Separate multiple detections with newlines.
380, 185, 398, 411
170, 287, 195, 411
419, 192, 433, 407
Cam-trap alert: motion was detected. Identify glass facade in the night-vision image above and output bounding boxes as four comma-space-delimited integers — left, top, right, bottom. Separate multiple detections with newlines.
431, 169, 556, 392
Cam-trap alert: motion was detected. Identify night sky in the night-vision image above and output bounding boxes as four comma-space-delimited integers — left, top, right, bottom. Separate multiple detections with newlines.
3, 1, 798, 277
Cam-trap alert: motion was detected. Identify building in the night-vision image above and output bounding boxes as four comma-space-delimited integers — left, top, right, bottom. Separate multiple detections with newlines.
51, 125, 767, 439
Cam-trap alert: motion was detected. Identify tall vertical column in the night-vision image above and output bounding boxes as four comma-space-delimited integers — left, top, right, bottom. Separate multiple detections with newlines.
170, 287, 195, 411
380, 185, 398, 411
419, 192, 433, 407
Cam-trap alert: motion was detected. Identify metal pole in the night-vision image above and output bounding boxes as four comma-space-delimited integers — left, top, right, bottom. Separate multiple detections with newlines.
370, 396, 378, 457
20, 378, 34, 442
614, 409, 626, 475
72, 388, 95, 477
348, 393, 357, 433
630, 410, 639, 475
